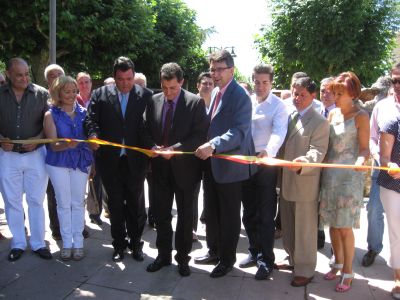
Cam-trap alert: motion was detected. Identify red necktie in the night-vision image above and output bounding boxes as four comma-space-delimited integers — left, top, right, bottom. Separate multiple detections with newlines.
211, 92, 222, 119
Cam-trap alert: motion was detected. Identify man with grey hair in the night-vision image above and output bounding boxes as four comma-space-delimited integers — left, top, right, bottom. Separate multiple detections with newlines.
0, 58, 51, 261
134, 72, 147, 88
44, 64, 64, 88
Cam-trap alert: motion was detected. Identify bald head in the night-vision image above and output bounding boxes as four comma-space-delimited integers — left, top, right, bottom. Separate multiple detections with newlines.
6, 57, 30, 92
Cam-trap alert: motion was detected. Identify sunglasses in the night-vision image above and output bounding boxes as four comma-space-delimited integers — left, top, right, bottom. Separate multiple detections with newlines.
392, 78, 400, 85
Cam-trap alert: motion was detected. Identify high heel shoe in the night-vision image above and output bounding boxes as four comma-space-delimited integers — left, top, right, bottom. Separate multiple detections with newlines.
324, 263, 343, 280
335, 272, 354, 292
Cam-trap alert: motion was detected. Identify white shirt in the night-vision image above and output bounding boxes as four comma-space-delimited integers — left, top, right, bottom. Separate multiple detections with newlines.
251, 92, 289, 157
370, 95, 400, 158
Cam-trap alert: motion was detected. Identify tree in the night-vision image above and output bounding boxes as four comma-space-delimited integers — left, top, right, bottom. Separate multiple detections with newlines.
255, 0, 400, 88
0, 0, 208, 90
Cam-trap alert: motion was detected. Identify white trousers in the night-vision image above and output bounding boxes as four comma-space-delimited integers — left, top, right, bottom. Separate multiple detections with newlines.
0, 147, 48, 250
380, 186, 400, 269
46, 164, 88, 248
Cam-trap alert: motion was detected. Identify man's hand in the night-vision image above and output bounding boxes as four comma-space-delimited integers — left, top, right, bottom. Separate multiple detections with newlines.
1, 138, 14, 151
151, 145, 162, 158
88, 136, 100, 151
257, 150, 268, 158
388, 162, 400, 179
158, 146, 175, 160
288, 157, 307, 173
195, 142, 214, 160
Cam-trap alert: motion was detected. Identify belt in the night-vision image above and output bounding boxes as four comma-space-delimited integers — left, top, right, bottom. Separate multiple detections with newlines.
11, 143, 43, 154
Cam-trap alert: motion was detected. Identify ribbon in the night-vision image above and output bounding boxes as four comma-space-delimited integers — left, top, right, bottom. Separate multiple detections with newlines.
4, 137, 399, 172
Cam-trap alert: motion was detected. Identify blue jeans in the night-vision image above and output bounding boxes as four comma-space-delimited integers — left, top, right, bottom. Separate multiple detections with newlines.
366, 163, 385, 253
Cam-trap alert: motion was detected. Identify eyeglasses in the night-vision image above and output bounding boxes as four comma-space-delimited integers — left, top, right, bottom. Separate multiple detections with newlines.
201, 82, 213, 86
391, 78, 400, 85
209, 67, 231, 74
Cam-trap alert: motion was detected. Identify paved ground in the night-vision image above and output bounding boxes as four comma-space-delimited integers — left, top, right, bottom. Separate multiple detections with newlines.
0, 186, 395, 300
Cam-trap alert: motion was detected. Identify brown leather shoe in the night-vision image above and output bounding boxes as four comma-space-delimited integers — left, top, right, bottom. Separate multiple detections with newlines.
291, 276, 313, 287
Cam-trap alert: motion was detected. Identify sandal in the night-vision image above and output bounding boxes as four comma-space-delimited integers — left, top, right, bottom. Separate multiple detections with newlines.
392, 285, 400, 299
335, 272, 354, 292
324, 263, 343, 280
60, 248, 72, 261
72, 248, 85, 261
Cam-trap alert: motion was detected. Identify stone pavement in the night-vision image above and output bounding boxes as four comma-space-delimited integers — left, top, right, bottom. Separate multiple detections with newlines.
0, 190, 395, 300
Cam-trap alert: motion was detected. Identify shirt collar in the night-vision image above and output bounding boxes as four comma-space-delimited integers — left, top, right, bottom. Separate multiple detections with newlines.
298, 102, 313, 117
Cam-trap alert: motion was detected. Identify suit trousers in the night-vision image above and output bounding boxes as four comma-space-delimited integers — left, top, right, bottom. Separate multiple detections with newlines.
280, 196, 318, 278
0, 148, 48, 251
101, 156, 146, 251
46, 165, 88, 248
153, 160, 195, 265
242, 165, 278, 268
203, 160, 242, 267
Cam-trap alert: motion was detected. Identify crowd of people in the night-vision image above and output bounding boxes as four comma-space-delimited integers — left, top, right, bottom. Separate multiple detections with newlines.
0, 51, 400, 298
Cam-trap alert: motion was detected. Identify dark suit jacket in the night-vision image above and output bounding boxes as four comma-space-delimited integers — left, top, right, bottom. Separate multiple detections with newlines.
84, 84, 153, 180
208, 80, 256, 184
145, 89, 208, 189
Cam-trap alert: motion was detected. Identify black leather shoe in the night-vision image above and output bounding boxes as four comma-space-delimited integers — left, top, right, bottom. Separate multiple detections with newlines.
8, 248, 24, 262
194, 253, 219, 265
210, 263, 232, 278
255, 263, 272, 280
146, 256, 171, 272
178, 264, 191, 277
131, 242, 144, 261
239, 253, 257, 268
362, 250, 378, 267
90, 214, 103, 226
112, 249, 124, 262
34, 247, 52, 260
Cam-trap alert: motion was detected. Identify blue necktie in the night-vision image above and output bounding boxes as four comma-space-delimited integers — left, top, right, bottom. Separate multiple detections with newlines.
121, 93, 128, 117
120, 93, 128, 156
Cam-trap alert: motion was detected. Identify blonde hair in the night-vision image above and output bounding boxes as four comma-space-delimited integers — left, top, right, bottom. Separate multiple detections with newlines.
50, 76, 78, 106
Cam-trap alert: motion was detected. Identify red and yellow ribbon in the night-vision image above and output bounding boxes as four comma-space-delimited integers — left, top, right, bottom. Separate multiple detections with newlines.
5, 137, 399, 172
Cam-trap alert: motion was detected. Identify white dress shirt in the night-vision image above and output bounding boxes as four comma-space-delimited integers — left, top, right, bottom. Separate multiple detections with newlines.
370, 95, 400, 158
251, 92, 289, 157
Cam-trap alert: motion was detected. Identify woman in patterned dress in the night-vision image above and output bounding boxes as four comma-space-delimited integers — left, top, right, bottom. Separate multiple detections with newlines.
319, 72, 370, 292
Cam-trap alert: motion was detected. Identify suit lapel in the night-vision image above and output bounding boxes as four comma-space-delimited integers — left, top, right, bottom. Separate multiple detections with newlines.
110, 86, 123, 121
155, 95, 164, 136
170, 90, 185, 139
210, 80, 236, 118
288, 108, 314, 140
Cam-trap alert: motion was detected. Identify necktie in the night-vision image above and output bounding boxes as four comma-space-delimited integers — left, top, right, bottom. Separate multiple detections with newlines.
324, 108, 329, 118
211, 92, 222, 119
121, 93, 128, 117
162, 100, 174, 146
288, 112, 300, 133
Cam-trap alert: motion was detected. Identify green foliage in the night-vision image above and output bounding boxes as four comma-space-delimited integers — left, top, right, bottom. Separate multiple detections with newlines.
0, 0, 208, 90
255, 0, 400, 88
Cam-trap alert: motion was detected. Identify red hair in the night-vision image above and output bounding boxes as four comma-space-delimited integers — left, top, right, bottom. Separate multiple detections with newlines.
328, 71, 361, 99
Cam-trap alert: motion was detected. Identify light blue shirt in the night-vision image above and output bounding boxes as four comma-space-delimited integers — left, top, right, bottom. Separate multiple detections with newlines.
251, 92, 289, 157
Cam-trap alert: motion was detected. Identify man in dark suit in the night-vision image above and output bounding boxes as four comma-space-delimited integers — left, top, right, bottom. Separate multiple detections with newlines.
85, 56, 152, 262
195, 50, 255, 278
144, 62, 208, 276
